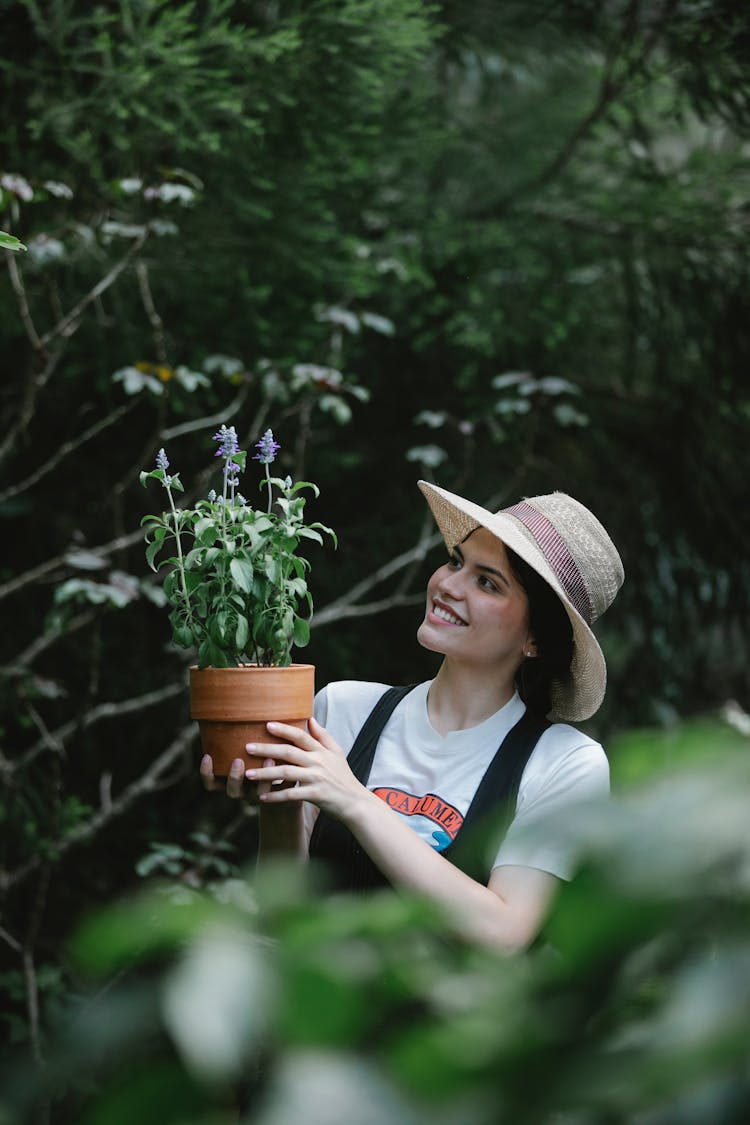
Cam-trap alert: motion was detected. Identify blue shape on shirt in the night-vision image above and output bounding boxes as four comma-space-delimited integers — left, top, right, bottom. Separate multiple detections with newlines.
431, 829, 452, 852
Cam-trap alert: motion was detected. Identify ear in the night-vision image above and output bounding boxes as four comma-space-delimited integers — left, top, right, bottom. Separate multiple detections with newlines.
523, 639, 538, 659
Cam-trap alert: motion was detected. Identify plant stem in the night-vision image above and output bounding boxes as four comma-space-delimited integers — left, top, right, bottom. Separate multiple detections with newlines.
221, 458, 229, 535
164, 482, 194, 628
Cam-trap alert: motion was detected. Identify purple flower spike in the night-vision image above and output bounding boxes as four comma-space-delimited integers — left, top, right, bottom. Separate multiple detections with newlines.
213, 424, 240, 458
156, 448, 170, 471
224, 461, 241, 478
253, 429, 280, 465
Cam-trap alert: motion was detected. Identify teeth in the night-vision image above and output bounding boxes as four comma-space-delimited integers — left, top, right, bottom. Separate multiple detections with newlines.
433, 604, 466, 626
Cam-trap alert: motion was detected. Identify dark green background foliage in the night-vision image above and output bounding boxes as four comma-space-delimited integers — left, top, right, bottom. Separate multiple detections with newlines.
1, 1, 749, 1121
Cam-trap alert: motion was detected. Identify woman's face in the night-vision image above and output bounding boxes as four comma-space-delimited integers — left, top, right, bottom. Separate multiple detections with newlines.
417, 528, 534, 674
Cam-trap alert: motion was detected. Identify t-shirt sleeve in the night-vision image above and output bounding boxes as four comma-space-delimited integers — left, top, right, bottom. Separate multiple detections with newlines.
313, 684, 330, 728
492, 737, 610, 881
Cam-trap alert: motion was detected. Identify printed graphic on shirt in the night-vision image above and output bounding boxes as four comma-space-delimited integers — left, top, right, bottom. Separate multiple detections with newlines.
372, 787, 463, 851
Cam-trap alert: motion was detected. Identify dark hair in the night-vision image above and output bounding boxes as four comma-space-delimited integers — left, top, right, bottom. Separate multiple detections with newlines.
505, 545, 574, 717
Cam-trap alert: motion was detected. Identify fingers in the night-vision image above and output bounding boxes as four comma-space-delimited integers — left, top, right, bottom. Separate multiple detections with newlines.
266, 721, 321, 751
257, 757, 275, 799
308, 715, 341, 752
200, 754, 222, 792
226, 757, 246, 799
247, 737, 309, 766
200, 753, 268, 801
245, 761, 305, 785
265, 718, 343, 756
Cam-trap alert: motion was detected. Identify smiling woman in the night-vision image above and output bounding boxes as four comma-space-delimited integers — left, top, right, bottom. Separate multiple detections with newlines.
418, 529, 537, 689
202, 481, 624, 951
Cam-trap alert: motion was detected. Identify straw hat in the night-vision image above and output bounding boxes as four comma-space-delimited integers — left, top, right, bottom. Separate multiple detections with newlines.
418, 481, 624, 722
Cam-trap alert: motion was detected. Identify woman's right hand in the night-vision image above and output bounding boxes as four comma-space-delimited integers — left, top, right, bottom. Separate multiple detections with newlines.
200, 754, 276, 800
200, 753, 308, 858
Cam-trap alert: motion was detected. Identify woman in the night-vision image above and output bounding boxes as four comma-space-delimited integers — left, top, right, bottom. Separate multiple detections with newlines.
201, 481, 624, 950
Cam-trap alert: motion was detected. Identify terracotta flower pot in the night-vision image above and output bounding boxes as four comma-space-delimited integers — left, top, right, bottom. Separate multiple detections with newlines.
189, 664, 315, 778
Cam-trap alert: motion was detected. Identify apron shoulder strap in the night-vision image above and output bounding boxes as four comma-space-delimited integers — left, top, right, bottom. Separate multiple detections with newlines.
445, 708, 550, 882
346, 683, 419, 782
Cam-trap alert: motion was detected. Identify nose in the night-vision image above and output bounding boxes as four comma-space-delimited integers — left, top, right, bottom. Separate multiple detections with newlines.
437, 564, 466, 601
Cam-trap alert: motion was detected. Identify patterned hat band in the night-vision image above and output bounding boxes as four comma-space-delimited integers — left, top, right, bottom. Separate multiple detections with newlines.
501, 500, 593, 626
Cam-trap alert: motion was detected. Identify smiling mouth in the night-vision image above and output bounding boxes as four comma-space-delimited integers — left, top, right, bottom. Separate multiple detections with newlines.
432, 602, 468, 626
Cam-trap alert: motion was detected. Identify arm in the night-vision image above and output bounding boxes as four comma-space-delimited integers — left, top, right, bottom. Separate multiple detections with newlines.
246, 718, 558, 951
199, 753, 312, 860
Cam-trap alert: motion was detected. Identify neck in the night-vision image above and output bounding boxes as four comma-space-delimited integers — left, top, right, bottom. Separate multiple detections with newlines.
427, 659, 517, 735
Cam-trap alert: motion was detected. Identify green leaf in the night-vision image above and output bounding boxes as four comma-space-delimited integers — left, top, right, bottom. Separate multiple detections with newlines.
209, 613, 227, 643
194, 517, 214, 538
298, 527, 323, 545
145, 540, 163, 571
173, 625, 193, 648
292, 616, 310, 648
287, 480, 320, 498
229, 557, 253, 593
235, 615, 249, 651
264, 556, 281, 583
163, 571, 178, 600
0, 231, 27, 252
198, 526, 218, 547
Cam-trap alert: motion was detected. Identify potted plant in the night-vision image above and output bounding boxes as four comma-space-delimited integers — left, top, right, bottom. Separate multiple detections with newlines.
140, 424, 336, 781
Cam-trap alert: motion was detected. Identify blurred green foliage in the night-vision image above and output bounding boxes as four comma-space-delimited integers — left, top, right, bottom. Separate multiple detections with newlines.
3, 717, 749, 1123
1, 0, 749, 1120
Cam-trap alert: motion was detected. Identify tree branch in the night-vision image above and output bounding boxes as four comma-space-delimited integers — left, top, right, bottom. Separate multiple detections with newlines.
0, 388, 259, 604
0, 346, 64, 466
23, 865, 51, 1066
1, 723, 198, 892
485, 0, 679, 214
38, 231, 148, 349
0, 924, 22, 952
310, 531, 440, 628
0, 528, 142, 603
135, 259, 168, 365
0, 401, 138, 505
310, 486, 515, 629
1, 235, 149, 467
313, 591, 425, 626
10, 610, 97, 669
160, 385, 250, 441
8, 682, 186, 777
5, 249, 41, 349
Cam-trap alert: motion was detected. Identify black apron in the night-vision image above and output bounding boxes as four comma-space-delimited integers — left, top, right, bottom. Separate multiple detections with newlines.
309, 685, 549, 892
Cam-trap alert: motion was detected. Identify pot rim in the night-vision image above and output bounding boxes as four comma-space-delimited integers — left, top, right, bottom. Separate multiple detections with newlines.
189, 662, 315, 673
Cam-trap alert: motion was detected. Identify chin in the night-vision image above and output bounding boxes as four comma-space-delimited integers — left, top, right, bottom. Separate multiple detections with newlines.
416, 620, 445, 655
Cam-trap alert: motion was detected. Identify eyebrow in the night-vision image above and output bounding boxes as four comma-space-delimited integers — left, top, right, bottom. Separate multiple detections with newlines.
453, 544, 512, 589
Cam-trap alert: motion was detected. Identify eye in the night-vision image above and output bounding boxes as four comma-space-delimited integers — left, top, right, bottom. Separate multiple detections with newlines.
478, 574, 498, 593
447, 554, 461, 569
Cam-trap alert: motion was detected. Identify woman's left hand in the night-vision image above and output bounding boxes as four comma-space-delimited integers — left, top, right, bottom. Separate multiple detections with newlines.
245, 716, 369, 824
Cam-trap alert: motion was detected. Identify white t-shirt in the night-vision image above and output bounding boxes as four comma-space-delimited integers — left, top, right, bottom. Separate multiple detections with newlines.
313, 679, 609, 881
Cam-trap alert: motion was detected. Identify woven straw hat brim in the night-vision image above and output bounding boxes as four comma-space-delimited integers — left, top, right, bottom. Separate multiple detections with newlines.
418, 481, 606, 722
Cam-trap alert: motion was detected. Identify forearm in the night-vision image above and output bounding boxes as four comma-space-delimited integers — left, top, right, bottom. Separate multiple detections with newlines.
342, 790, 539, 950
257, 802, 307, 860
246, 721, 555, 946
